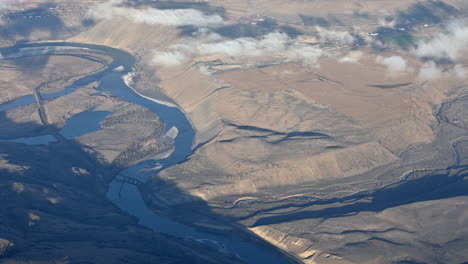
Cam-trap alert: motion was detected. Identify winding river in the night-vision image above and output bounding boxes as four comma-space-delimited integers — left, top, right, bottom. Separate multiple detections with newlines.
0, 42, 297, 264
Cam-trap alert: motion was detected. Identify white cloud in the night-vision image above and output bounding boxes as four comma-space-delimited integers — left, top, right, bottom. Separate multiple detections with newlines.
413, 20, 468, 61
378, 18, 396, 28
376, 55, 409, 76
152, 32, 325, 68
418, 61, 443, 81
152, 50, 189, 68
198, 32, 288, 57
416, 61, 466, 82
197, 64, 214, 75
359, 31, 386, 48
87, 0, 224, 27
315, 27, 355, 44
0, 0, 20, 25
453, 64, 467, 79
285, 41, 323, 65
338, 51, 363, 63
0, 0, 17, 11
0, 3, 9, 11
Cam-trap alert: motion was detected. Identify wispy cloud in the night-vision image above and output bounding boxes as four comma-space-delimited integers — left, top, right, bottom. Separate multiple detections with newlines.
409, 20, 468, 81
315, 27, 355, 44
152, 51, 188, 68
0, 0, 17, 11
0, 0, 20, 25
152, 31, 324, 68
0, 2, 10, 11
453, 64, 467, 78
87, 0, 224, 27
376, 55, 409, 76
418, 61, 443, 81
413, 20, 468, 62
338, 51, 363, 63
378, 18, 396, 28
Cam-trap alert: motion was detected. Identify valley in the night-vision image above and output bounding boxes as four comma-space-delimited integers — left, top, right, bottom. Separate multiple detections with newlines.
1, 1, 467, 263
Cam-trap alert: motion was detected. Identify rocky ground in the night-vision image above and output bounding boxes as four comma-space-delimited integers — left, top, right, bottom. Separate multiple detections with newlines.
0, 142, 243, 264
0, 28, 241, 264
1, 0, 468, 263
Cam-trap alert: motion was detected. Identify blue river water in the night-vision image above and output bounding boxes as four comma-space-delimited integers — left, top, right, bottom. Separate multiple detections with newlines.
59, 108, 111, 139
0, 42, 297, 264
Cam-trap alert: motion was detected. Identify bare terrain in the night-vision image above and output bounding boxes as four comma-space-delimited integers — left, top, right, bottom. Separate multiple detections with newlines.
1, 0, 468, 263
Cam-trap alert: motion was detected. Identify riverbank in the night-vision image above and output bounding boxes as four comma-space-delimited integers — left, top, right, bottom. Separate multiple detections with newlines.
0, 42, 301, 264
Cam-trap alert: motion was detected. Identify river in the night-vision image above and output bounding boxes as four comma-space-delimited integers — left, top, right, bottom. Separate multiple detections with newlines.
0, 42, 297, 264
